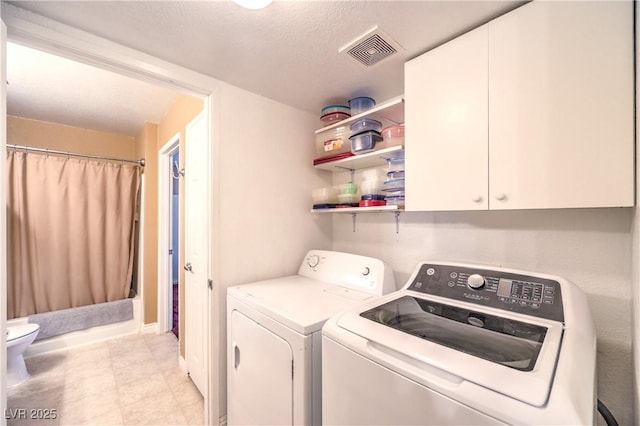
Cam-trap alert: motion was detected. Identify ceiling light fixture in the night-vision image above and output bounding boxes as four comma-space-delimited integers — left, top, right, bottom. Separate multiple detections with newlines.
232, 0, 273, 10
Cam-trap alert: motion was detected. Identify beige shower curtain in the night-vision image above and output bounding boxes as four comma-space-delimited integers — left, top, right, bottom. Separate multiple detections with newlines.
6, 150, 141, 319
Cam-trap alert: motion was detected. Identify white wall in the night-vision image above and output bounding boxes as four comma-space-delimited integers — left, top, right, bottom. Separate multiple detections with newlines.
333, 204, 633, 424
215, 81, 333, 416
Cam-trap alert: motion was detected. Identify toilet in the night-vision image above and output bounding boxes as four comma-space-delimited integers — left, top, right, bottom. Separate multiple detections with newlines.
6, 323, 40, 386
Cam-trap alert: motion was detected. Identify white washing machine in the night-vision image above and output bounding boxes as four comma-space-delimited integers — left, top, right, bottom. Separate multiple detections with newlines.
322, 261, 597, 425
227, 250, 396, 426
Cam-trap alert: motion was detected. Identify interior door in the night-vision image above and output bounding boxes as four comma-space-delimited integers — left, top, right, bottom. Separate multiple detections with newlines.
1, 18, 8, 418
228, 310, 293, 426
185, 112, 209, 397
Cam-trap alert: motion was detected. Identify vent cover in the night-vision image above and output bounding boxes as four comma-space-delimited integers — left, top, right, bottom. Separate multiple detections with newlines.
340, 26, 403, 68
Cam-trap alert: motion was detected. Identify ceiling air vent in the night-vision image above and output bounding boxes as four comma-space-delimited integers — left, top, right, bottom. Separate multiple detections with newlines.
339, 26, 403, 69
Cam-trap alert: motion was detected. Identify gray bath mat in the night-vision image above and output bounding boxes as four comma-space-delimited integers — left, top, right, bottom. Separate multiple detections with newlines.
28, 298, 134, 341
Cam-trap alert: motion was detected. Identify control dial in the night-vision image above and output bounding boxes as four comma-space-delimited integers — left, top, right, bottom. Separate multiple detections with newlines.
467, 274, 485, 290
307, 255, 320, 268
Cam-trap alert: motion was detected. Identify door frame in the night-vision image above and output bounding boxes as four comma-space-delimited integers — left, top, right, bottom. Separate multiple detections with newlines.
0, 18, 8, 423
158, 134, 181, 334
1, 6, 221, 425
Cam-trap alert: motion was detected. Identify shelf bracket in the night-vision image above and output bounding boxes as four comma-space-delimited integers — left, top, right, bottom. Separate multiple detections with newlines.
334, 166, 356, 182
352, 213, 357, 233
395, 212, 401, 234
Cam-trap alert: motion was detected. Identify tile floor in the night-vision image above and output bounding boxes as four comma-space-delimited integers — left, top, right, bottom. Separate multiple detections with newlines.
7, 332, 204, 426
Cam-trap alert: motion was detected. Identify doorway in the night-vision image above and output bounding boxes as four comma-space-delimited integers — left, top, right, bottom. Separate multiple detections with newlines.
170, 149, 181, 337
1, 12, 217, 425
159, 136, 181, 337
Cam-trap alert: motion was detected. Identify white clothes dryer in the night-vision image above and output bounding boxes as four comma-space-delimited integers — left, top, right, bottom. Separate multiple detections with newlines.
322, 261, 596, 425
227, 250, 396, 426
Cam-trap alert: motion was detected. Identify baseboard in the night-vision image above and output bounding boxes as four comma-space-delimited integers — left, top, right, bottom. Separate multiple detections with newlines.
179, 355, 187, 373
141, 322, 159, 334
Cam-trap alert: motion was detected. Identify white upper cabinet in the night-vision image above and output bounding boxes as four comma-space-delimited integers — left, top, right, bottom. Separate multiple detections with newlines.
405, 26, 488, 211
488, 1, 634, 209
405, 0, 634, 211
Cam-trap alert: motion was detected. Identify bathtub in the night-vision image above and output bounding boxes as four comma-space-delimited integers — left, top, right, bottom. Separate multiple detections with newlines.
7, 296, 142, 357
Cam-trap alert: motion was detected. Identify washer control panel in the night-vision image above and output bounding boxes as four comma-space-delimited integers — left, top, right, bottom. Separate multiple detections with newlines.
409, 264, 564, 322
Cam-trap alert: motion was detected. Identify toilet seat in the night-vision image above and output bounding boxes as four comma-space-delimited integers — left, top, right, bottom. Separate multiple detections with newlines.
7, 323, 40, 342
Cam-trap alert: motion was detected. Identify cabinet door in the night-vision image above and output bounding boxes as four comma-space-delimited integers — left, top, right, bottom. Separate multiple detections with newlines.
488, 1, 634, 209
405, 26, 488, 211
228, 310, 293, 426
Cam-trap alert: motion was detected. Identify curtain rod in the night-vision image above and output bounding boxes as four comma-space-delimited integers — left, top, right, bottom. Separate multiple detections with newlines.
6, 144, 145, 167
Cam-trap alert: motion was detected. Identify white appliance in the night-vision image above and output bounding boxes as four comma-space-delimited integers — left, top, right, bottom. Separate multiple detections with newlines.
227, 250, 396, 426
323, 261, 597, 425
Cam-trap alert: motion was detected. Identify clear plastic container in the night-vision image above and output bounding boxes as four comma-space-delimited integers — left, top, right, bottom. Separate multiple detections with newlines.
321, 104, 350, 116
387, 149, 405, 159
385, 195, 405, 207
387, 158, 405, 172
387, 170, 405, 179
361, 167, 387, 180
381, 124, 405, 147
321, 112, 350, 124
339, 182, 358, 195
349, 130, 383, 154
359, 199, 386, 207
337, 193, 359, 204
361, 194, 386, 201
350, 118, 383, 134
349, 97, 376, 115
360, 178, 384, 195
312, 187, 339, 204
382, 178, 405, 192
315, 126, 351, 158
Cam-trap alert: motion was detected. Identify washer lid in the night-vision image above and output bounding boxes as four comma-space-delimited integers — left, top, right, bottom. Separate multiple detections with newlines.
228, 275, 376, 335
361, 296, 547, 371
334, 291, 563, 407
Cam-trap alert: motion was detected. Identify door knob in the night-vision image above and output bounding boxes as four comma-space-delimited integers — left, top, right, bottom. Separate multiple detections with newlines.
495, 193, 507, 201
184, 262, 193, 272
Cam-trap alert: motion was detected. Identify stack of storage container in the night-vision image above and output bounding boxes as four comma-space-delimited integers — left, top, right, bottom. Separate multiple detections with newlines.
359, 169, 386, 207
320, 104, 351, 124
346, 97, 381, 155
337, 182, 359, 207
349, 118, 383, 154
383, 151, 405, 207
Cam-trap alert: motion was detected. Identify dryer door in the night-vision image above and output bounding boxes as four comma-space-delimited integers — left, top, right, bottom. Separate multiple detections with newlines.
228, 310, 293, 426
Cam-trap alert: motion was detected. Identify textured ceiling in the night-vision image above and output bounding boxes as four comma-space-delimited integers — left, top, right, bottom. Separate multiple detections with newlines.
4, 0, 524, 131
7, 42, 182, 136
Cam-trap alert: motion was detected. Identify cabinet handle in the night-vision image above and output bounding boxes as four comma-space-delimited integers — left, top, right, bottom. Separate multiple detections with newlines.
472, 195, 483, 203
495, 193, 507, 201
234, 343, 240, 370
